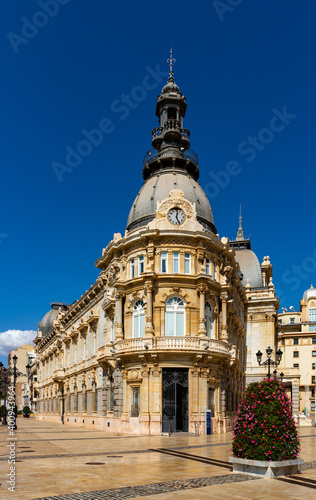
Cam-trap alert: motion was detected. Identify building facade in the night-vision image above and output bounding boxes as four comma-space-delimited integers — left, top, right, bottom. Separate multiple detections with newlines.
278, 285, 316, 416
34, 63, 279, 434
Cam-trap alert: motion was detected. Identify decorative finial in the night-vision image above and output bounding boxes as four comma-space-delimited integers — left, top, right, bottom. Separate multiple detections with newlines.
167, 47, 176, 81
236, 203, 245, 241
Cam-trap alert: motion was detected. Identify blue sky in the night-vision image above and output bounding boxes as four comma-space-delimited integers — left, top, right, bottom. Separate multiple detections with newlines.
1, 1, 315, 366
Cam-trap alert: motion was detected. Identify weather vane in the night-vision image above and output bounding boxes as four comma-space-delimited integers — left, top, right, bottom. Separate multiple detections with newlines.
167, 47, 176, 78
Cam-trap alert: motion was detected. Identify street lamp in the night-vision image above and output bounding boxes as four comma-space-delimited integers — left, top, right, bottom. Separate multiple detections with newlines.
12, 355, 18, 429
256, 346, 283, 380
0, 362, 8, 425
26, 364, 32, 411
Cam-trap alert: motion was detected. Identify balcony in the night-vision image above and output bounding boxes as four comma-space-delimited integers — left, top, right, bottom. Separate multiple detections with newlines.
115, 337, 229, 356
52, 369, 65, 382
143, 148, 198, 169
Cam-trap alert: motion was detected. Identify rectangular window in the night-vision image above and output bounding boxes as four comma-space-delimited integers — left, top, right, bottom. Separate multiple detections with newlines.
313, 338, 316, 344
131, 387, 140, 417
309, 308, 316, 322
184, 253, 191, 274
293, 363, 299, 368
140, 314, 145, 338
133, 315, 139, 338
293, 351, 299, 357
293, 338, 298, 345
110, 317, 115, 342
309, 325, 316, 331
312, 351, 316, 357
290, 318, 295, 324
176, 312, 185, 336
131, 259, 135, 278
166, 312, 174, 336
312, 401, 316, 412
313, 363, 315, 370
173, 252, 179, 273
206, 258, 210, 275
161, 252, 167, 273
213, 263, 217, 280
139, 256, 144, 274
312, 376, 315, 384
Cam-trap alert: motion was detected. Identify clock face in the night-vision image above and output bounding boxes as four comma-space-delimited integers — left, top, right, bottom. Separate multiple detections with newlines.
168, 208, 185, 225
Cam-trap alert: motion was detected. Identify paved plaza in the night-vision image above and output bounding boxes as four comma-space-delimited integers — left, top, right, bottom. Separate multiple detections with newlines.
0, 419, 315, 500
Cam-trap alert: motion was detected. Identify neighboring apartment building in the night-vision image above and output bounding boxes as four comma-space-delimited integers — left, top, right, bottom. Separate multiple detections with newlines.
34, 65, 279, 434
8, 344, 35, 411
278, 285, 316, 415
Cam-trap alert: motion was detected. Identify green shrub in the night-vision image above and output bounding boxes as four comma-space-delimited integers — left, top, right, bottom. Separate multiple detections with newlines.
22, 406, 30, 415
232, 378, 300, 461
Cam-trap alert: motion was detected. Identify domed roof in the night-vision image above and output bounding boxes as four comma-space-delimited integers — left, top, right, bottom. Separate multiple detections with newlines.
162, 80, 180, 94
234, 248, 263, 289
303, 285, 316, 301
38, 303, 67, 337
126, 168, 216, 233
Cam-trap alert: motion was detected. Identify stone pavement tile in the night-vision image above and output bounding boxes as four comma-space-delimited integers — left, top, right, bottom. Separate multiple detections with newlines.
128, 475, 316, 500
0, 419, 315, 500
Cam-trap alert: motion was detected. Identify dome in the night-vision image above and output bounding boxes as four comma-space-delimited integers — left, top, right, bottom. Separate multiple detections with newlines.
234, 249, 263, 289
162, 80, 180, 94
126, 168, 216, 233
38, 303, 67, 337
303, 285, 316, 301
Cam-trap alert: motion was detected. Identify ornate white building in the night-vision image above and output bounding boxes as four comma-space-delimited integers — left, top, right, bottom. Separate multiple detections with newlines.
34, 59, 279, 434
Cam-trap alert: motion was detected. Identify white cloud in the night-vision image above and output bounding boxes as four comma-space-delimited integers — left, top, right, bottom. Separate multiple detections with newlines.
0, 330, 37, 356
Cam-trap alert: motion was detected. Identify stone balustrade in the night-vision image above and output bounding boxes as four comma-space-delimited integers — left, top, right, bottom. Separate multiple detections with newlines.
116, 336, 229, 355
52, 369, 65, 382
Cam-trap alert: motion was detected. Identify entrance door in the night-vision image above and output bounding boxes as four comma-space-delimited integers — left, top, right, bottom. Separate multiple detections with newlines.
162, 368, 188, 433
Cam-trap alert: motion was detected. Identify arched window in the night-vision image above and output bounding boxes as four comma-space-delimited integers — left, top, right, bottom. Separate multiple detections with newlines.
205, 301, 213, 338
165, 297, 185, 336
133, 300, 145, 338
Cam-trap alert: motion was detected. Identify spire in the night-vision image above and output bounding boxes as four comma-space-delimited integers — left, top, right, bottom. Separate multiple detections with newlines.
236, 203, 245, 241
142, 51, 200, 182
167, 47, 176, 82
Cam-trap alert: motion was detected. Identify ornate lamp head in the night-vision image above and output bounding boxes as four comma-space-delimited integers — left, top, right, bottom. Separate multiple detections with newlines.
256, 350, 263, 364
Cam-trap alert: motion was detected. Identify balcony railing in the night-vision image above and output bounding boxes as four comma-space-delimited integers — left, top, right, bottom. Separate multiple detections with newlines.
52, 369, 65, 382
143, 147, 198, 168
116, 337, 229, 356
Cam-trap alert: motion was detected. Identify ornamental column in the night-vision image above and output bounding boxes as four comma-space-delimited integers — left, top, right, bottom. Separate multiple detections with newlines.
220, 293, 229, 342
115, 292, 124, 340
198, 285, 207, 337
145, 282, 155, 337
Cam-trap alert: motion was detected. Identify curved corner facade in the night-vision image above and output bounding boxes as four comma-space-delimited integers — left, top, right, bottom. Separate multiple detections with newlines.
34, 69, 279, 434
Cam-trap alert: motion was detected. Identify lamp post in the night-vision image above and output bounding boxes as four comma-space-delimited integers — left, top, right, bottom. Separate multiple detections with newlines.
256, 346, 283, 380
10, 355, 27, 429
12, 355, 18, 429
60, 383, 65, 425
26, 364, 32, 412
0, 362, 8, 425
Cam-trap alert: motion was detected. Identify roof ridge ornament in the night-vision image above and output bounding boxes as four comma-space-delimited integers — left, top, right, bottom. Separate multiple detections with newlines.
167, 47, 176, 82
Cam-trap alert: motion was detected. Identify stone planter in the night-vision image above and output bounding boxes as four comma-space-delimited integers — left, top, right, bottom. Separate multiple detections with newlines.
229, 456, 304, 478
